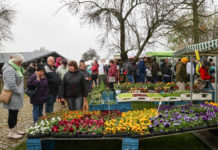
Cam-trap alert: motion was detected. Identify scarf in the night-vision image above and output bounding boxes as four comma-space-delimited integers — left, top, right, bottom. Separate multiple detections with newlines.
8, 60, 25, 78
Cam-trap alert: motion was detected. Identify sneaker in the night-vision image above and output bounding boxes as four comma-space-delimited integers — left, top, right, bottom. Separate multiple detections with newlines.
8, 128, 23, 139
14, 126, 25, 135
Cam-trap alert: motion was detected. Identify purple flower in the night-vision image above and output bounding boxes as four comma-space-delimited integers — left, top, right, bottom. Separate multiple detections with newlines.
159, 114, 163, 118
189, 109, 194, 113
173, 123, 179, 126
169, 118, 174, 122
154, 120, 159, 127
149, 124, 153, 128
176, 115, 182, 120
164, 122, 170, 128
160, 120, 163, 123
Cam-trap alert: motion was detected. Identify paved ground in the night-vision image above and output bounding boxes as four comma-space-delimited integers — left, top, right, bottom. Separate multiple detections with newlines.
0, 96, 64, 150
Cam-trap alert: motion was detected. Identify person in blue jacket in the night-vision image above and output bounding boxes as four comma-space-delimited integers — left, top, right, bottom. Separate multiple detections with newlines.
138, 59, 146, 83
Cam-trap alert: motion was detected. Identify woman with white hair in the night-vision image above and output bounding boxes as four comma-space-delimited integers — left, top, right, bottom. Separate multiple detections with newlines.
2, 54, 25, 139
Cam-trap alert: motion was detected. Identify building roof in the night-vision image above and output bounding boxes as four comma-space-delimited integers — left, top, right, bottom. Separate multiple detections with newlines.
0, 51, 66, 64
173, 39, 218, 57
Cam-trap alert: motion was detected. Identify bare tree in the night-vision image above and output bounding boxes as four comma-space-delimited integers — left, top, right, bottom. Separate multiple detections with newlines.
82, 48, 100, 61
60, 0, 145, 62
167, 11, 218, 50
166, 0, 218, 48
0, 0, 15, 48
126, 0, 181, 60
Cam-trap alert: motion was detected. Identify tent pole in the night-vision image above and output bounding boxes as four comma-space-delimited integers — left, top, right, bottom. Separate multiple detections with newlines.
190, 56, 193, 104
172, 57, 175, 82
216, 56, 218, 103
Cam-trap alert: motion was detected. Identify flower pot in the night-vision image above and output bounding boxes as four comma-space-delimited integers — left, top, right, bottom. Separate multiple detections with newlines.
182, 127, 193, 132
129, 134, 144, 138
115, 90, 121, 94
77, 134, 103, 138
104, 134, 123, 137
27, 133, 50, 139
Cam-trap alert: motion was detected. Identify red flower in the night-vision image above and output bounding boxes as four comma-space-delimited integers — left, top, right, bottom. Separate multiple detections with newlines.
69, 126, 74, 132
52, 126, 59, 133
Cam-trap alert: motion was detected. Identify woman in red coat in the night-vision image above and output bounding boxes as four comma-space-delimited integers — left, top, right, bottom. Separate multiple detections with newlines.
108, 60, 117, 90
90, 60, 99, 87
199, 62, 213, 89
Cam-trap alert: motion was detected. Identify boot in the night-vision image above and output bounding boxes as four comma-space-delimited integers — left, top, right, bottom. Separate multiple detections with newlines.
14, 126, 25, 135
8, 128, 23, 139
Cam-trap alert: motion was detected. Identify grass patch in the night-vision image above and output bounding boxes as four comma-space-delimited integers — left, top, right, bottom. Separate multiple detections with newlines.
12, 141, 27, 150
14, 133, 209, 150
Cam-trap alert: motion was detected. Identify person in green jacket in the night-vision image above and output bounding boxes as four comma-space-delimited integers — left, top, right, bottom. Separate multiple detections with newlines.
176, 57, 188, 90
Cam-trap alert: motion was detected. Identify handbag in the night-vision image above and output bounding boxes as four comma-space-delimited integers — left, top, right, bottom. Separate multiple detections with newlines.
83, 99, 89, 112
109, 76, 116, 83
25, 87, 37, 98
0, 89, 12, 104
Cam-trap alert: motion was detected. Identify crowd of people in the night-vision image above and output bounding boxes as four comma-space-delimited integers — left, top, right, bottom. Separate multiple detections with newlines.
0, 54, 215, 139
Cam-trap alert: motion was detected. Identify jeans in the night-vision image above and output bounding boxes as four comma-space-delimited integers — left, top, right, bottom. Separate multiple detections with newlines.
66, 97, 83, 111
45, 94, 56, 113
127, 75, 134, 83
152, 74, 158, 83
8, 109, 19, 129
139, 73, 145, 83
33, 104, 43, 124
99, 75, 106, 86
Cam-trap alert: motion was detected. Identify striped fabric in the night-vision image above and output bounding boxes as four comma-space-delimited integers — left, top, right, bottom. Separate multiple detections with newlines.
173, 39, 218, 57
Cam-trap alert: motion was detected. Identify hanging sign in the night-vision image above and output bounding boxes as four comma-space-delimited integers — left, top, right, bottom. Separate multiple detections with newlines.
195, 50, 200, 60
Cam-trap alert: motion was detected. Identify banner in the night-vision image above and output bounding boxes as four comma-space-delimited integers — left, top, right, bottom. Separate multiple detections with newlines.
195, 50, 200, 60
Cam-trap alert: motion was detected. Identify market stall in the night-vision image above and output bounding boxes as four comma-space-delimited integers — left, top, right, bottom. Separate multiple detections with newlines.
173, 39, 218, 103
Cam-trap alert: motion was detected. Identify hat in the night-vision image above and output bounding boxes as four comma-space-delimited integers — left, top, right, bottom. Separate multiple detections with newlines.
62, 59, 68, 65
181, 57, 189, 63
37, 64, 45, 71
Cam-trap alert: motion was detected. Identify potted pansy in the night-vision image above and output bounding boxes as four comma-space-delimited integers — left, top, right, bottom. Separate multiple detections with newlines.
114, 84, 121, 94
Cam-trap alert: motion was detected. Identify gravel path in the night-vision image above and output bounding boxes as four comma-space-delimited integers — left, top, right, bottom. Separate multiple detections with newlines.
0, 96, 64, 150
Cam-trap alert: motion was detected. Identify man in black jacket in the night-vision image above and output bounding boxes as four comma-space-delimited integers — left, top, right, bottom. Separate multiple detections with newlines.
44, 56, 61, 113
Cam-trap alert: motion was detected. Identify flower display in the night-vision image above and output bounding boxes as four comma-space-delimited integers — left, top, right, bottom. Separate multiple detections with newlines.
27, 103, 218, 138
104, 108, 157, 135
150, 103, 218, 133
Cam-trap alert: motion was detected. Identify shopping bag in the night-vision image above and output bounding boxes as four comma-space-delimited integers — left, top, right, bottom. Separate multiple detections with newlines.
0, 89, 12, 104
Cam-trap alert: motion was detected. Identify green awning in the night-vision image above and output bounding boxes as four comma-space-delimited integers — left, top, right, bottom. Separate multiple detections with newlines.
146, 51, 173, 57
173, 39, 218, 57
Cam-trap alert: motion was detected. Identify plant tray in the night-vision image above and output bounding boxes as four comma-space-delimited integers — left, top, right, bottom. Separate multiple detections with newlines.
149, 97, 166, 102
116, 97, 138, 102
193, 93, 212, 101
181, 93, 193, 100
165, 97, 181, 102
181, 93, 212, 101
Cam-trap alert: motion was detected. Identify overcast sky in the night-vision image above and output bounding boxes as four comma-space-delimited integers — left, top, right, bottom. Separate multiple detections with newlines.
3, 0, 104, 61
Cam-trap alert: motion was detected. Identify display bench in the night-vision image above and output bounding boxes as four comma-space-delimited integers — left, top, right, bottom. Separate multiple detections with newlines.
26, 126, 218, 150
